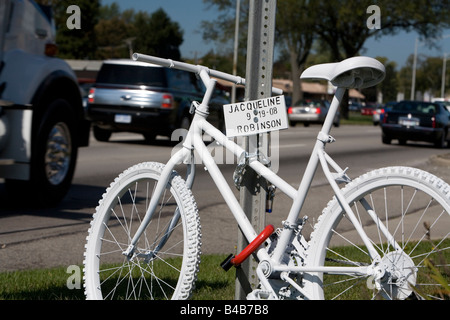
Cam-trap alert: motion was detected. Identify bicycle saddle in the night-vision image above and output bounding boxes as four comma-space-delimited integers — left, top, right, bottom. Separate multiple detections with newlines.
300, 56, 385, 89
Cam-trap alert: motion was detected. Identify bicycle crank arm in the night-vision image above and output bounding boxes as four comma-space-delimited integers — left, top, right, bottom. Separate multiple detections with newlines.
221, 225, 274, 271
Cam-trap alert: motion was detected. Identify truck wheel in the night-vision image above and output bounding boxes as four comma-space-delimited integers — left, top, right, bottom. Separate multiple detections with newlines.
34, 99, 78, 205
7, 99, 78, 206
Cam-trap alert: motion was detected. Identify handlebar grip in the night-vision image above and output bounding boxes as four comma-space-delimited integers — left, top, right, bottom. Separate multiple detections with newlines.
132, 53, 283, 96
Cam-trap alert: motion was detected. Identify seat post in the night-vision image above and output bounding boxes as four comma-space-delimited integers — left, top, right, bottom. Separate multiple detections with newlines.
321, 87, 346, 137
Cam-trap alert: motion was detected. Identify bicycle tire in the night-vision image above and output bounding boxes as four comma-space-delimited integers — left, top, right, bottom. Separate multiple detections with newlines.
304, 166, 450, 300
83, 162, 201, 300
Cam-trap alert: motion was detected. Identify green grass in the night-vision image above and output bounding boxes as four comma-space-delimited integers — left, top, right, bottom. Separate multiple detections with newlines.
191, 254, 236, 300
1, 243, 448, 300
323, 239, 450, 300
0, 267, 85, 300
0, 254, 235, 300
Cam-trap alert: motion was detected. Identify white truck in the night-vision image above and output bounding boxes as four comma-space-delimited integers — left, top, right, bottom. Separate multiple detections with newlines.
0, 0, 90, 206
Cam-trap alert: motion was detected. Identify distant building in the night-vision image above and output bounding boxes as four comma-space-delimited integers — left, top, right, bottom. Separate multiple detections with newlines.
66, 59, 103, 84
272, 78, 365, 102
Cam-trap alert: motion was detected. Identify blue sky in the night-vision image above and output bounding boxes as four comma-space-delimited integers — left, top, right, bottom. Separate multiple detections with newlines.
102, 0, 450, 69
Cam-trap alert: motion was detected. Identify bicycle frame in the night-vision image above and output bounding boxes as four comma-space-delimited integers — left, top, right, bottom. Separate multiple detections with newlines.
124, 53, 398, 295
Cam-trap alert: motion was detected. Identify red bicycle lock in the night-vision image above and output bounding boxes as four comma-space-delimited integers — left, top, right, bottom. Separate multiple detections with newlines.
221, 224, 274, 271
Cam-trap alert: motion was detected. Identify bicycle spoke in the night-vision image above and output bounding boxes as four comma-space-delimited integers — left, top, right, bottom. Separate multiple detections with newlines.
306, 167, 450, 300
84, 162, 200, 300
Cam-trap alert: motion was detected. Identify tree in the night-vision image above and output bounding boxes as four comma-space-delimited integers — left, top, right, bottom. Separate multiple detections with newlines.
314, 0, 449, 61
311, 0, 449, 117
397, 55, 415, 100
37, 1, 184, 60
379, 59, 398, 102
276, 0, 316, 103
95, 5, 184, 60
399, 55, 450, 100
361, 57, 398, 103
132, 9, 183, 60
94, 5, 184, 60
201, 0, 318, 102
418, 56, 448, 98
201, 0, 250, 74
94, 4, 137, 59
36, 0, 100, 59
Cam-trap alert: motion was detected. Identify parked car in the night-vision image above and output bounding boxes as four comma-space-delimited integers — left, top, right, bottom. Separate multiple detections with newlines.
287, 99, 340, 127
372, 106, 384, 125
348, 100, 364, 111
373, 101, 397, 125
432, 98, 450, 112
442, 101, 450, 112
361, 104, 379, 116
86, 59, 229, 142
381, 100, 450, 148
444, 101, 450, 112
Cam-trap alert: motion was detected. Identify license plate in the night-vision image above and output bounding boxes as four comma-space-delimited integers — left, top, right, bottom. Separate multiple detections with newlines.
399, 117, 419, 127
115, 114, 132, 124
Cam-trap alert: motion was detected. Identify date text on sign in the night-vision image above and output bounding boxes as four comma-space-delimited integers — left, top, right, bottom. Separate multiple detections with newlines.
223, 96, 288, 137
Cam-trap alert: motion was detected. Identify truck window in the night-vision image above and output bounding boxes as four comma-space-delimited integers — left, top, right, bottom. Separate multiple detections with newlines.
96, 64, 167, 87
166, 69, 200, 93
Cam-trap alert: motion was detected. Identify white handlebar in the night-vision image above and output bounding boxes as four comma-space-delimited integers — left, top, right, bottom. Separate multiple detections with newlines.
132, 53, 283, 96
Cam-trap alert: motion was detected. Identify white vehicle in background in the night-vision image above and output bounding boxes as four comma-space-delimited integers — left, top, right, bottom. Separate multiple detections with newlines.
0, 0, 90, 206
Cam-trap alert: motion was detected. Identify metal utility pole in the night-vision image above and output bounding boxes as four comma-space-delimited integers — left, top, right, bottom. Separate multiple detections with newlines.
441, 52, 449, 99
235, 0, 277, 300
231, 0, 240, 104
411, 38, 419, 100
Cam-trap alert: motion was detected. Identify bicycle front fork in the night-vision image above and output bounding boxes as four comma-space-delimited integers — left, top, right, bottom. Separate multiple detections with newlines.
122, 148, 191, 260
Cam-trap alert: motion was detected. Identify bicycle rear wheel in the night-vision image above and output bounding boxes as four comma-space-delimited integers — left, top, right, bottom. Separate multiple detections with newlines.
304, 167, 450, 300
84, 162, 201, 300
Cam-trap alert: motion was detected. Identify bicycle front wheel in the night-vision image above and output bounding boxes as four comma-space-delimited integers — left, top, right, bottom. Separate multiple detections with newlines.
84, 162, 201, 300
304, 167, 450, 300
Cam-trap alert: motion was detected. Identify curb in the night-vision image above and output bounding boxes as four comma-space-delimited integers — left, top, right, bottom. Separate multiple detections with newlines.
430, 153, 450, 167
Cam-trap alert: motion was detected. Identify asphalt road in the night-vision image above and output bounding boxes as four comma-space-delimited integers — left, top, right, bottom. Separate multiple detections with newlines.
1, 124, 450, 272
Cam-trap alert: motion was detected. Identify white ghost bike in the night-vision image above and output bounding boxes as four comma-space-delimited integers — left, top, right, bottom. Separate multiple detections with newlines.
84, 53, 450, 300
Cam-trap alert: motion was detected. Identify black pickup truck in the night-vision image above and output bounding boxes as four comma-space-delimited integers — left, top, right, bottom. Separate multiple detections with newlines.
86, 59, 229, 142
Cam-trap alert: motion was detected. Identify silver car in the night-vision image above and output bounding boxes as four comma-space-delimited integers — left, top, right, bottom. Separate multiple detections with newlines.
288, 99, 340, 127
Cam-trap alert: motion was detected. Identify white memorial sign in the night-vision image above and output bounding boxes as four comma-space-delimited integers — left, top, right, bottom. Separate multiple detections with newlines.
223, 96, 288, 137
